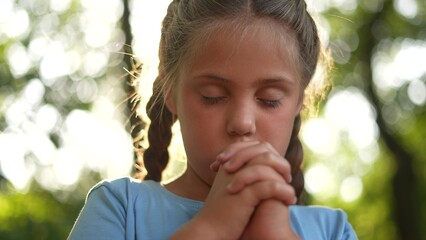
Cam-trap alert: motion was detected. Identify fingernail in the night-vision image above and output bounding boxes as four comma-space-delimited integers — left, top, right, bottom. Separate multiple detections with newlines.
210, 161, 219, 170
217, 152, 230, 162
227, 181, 235, 192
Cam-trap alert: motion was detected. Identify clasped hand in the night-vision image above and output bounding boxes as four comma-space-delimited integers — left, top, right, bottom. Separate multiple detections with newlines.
202, 141, 300, 240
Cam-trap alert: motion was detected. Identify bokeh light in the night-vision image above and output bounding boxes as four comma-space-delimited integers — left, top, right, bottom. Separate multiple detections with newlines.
340, 176, 363, 202
394, 0, 418, 19
302, 87, 379, 201
0, 0, 132, 192
7, 43, 32, 77
373, 39, 426, 91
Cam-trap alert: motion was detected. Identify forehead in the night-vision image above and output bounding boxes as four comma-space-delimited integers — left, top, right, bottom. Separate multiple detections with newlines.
175, 19, 302, 94
184, 17, 301, 77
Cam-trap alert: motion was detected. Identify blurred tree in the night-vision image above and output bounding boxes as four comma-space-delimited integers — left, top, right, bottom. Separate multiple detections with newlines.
0, 0, 129, 239
306, 0, 426, 239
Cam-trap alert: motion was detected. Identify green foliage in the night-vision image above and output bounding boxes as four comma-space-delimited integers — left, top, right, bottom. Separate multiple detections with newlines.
311, 0, 426, 239
0, 186, 84, 240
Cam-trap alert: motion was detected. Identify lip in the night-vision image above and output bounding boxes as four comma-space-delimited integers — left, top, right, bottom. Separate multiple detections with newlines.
234, 138, 258, 143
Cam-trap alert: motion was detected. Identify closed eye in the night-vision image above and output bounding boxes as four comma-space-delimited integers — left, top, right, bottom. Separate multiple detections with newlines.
202, 96, 227, 105
258, 98, 282, 108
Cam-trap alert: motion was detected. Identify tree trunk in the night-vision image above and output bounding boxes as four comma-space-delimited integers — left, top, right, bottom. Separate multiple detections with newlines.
359, 2, 421, 239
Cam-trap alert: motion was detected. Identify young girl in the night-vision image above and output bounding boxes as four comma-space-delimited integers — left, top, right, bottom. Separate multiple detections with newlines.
69, 0, 357, 239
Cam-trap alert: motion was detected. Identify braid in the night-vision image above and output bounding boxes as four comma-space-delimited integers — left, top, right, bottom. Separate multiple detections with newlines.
284, 114, 304, 204
143, 77, 176, 181
135, 1, 179, 182
134, 0, 181, 182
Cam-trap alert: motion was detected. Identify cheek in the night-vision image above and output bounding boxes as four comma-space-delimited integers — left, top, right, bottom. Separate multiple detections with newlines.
178, 96, 221, 146
271, 129, 293, 156
263, 115, 295, 156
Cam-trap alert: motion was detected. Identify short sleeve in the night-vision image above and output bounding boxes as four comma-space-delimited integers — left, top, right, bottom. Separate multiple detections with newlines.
68, 180, 128, 240
290, 206, 358, 240
342, 218, 358, 240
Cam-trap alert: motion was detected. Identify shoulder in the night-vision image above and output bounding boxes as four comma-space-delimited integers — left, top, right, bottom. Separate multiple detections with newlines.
290, 205, 348, 222
89, 176, 156, 193
87, 177, 161, 203
290, 205, 358, 240
68, 177, 164, 239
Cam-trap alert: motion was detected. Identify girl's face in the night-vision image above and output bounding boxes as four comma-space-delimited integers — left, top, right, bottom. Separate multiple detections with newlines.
166, 21, 303, 188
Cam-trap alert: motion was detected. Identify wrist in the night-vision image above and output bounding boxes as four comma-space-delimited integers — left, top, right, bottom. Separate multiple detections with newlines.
241, 200, 300, 240
170, 214, 223, 240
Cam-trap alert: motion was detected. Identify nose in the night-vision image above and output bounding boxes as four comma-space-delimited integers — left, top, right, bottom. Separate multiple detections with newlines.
226, 102, 256, 137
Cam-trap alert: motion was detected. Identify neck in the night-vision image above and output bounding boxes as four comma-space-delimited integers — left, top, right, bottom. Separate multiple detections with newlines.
165, 167, 212, 202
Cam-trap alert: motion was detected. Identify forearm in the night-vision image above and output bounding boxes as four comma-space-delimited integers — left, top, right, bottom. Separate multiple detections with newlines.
170, 213, 235, 240
170, 218, 214, 240
242, 200, 300, 240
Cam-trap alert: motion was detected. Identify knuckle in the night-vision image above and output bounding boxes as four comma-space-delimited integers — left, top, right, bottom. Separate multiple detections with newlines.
251, 165, 266, 176
269, 181, 282, 193
256, 152, 277, 166
261, 151, 275, 160
259, 141, 272, 150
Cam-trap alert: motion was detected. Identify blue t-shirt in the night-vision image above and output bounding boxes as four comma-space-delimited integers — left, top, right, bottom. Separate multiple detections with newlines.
68, 177, 357, 240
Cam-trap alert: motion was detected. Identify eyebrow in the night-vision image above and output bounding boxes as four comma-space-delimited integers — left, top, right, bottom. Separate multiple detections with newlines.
255, 77, 296, 86
195, 73, 296, 86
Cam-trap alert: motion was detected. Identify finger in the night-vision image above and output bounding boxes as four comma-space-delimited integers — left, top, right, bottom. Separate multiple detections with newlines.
227, 165, 284, 194
212, 141, 259, 172
222, 142, 277, 171
210, 160, 220, 172
222, 142, 291, 182
216, 141, 259, 163
241, 181, 297, 206
243, 152, 292, 183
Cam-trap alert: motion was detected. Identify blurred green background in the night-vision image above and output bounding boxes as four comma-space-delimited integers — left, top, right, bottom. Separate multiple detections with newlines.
0, 0, 425, 239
